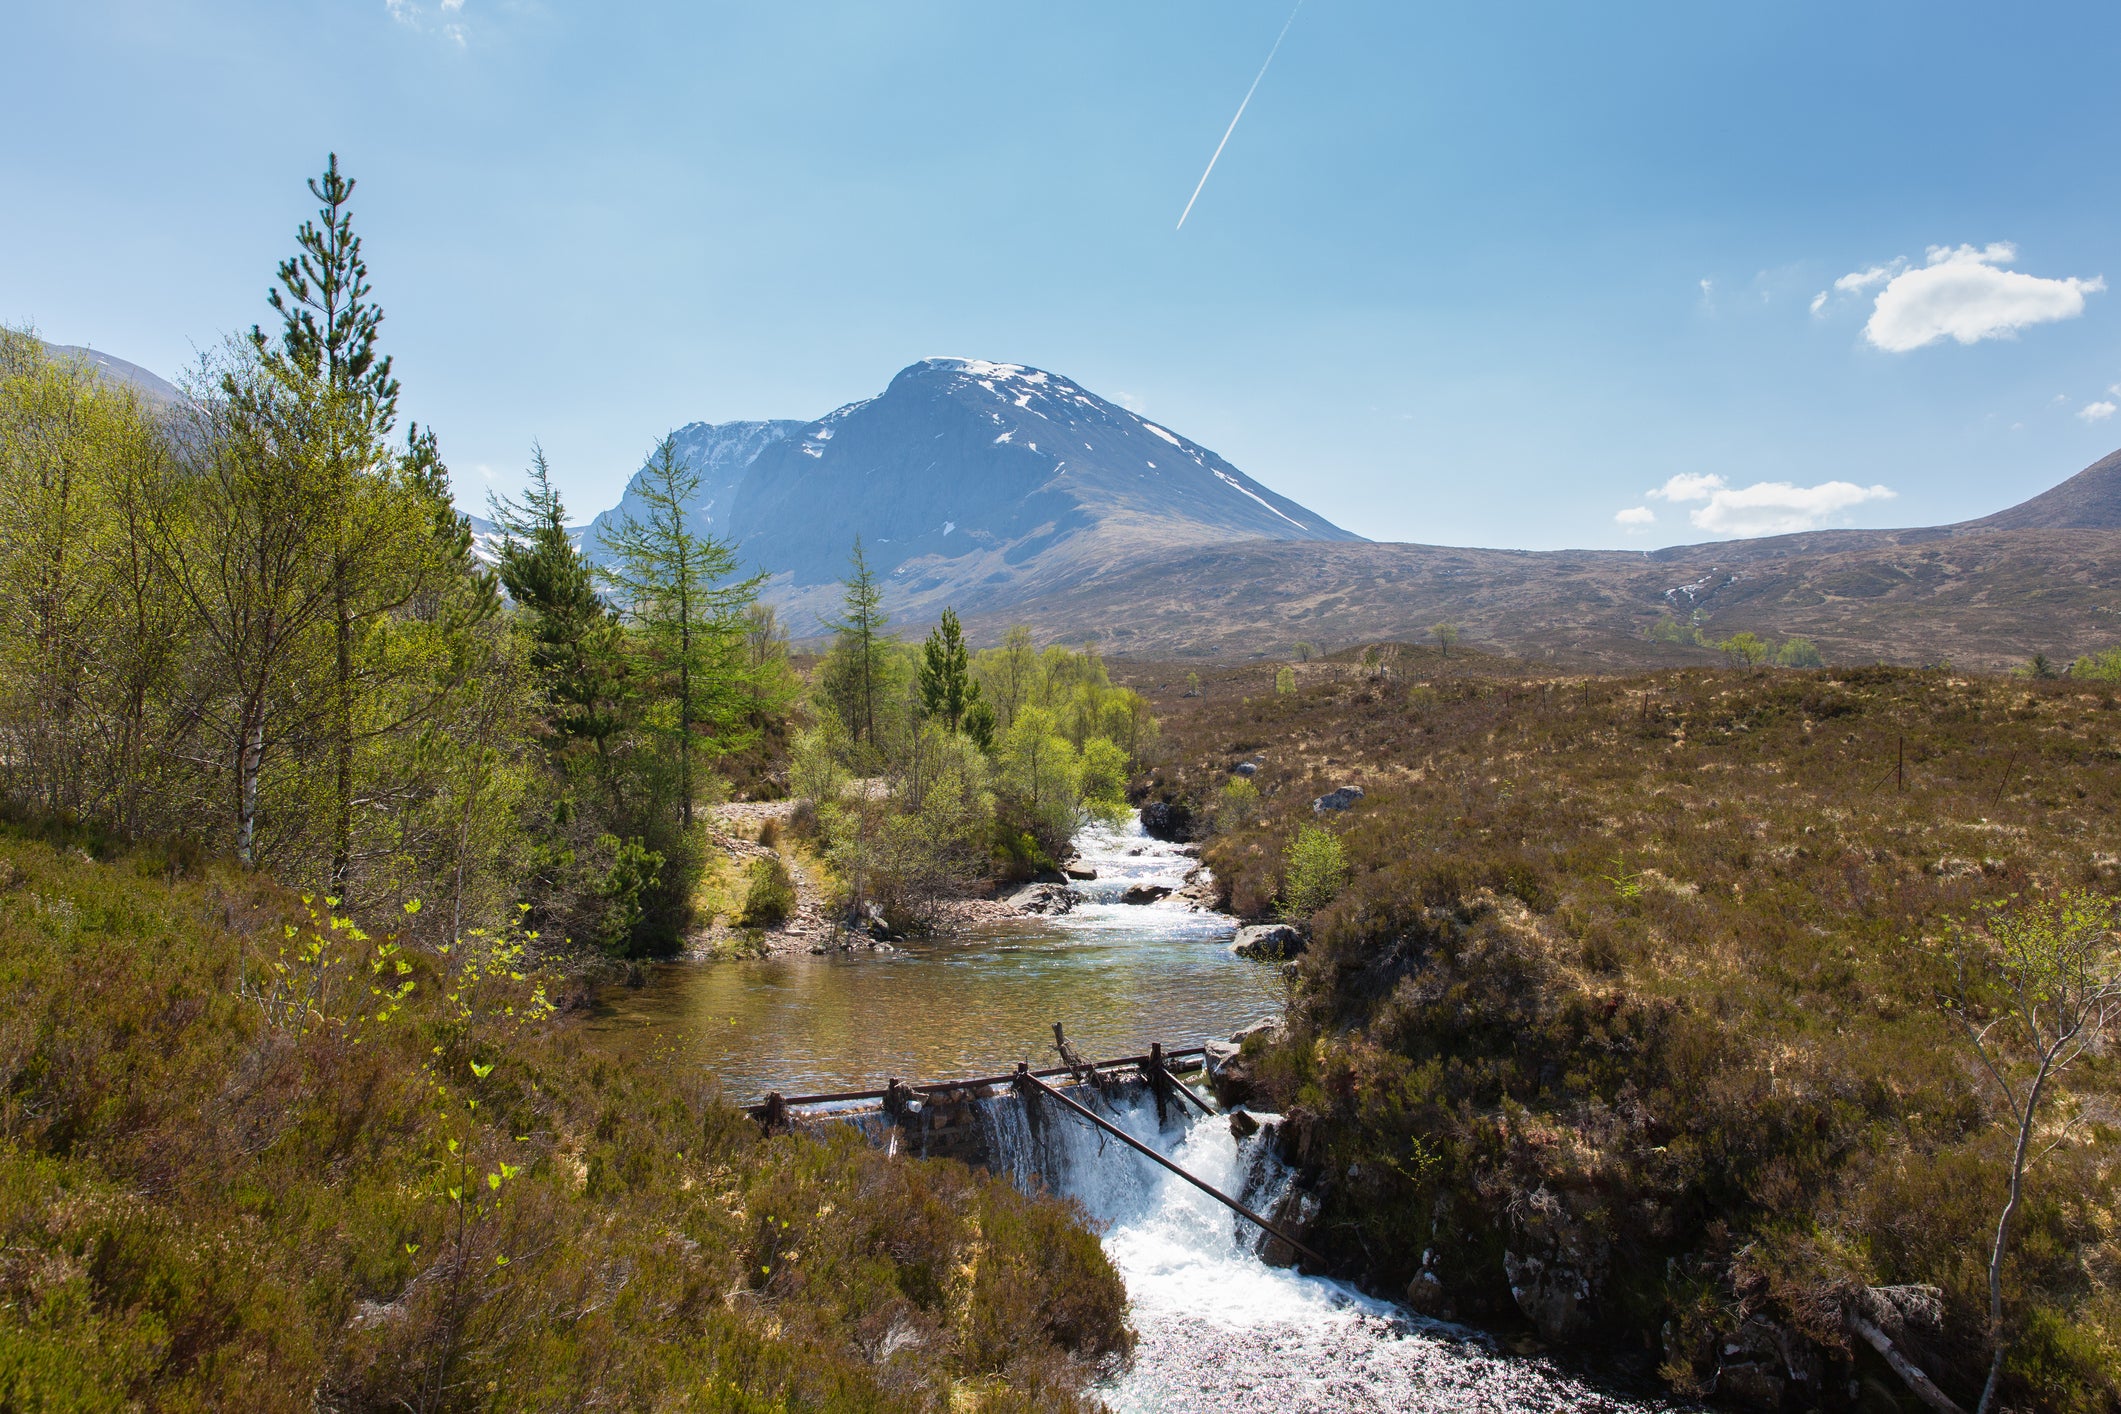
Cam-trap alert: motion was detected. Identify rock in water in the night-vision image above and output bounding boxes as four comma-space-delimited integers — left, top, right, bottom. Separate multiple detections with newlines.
1120, 883, 1173, 904
1006, 882, 1079, 916
1233, 923, 1304, 960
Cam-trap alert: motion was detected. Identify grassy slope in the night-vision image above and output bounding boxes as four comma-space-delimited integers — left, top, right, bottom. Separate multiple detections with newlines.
0, 822, 1127, 1411
1125, 647, 2121, 1408
976, 527, 2121, 672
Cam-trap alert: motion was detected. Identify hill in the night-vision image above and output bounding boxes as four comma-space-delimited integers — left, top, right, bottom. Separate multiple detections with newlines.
37, 339, 183, 403
967, 525, 2121, 671
1136, 653, 2121, 1406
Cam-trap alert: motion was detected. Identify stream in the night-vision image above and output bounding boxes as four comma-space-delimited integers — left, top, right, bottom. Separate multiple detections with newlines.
587, 821, 1667, 1412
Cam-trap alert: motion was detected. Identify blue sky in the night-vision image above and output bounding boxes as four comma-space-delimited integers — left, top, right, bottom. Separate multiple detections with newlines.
8, 1, 2121, 549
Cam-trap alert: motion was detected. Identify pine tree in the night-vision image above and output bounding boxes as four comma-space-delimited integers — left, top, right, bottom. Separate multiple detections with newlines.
490, 445, 626, 773
823, 537, 892, 752
597, 435, 762, 828
917, 607, 981, 732
247, 154, 439, 895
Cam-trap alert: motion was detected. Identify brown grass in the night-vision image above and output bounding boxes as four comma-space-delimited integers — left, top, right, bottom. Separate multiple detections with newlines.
1122, 644, 2121, 1407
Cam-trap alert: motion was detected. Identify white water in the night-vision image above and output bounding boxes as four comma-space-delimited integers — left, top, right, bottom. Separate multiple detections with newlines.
979, 1088, 1660, 1413
1002, 822, 1665, 1413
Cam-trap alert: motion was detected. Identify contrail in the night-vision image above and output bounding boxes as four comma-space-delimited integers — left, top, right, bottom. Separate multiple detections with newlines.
1176, 0, 1306, 231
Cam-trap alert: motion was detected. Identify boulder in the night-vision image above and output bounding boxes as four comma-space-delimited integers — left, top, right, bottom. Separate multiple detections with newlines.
1139, 800, 1195, 841
1233, 923, 1304, 961
1311, 785, 1365, 813
1257, 1183, 1324, 1269
1205, 1017, 1283, 1107
1712, 1317, 1826, 1411
1232, 761, 1259, 777
1120, 883, 1173, 904
1227, 1109, 1260, 1139
1062, 862, 1097, 881
1006, 883, 1079, 916
1501, 1184, 1608, 1344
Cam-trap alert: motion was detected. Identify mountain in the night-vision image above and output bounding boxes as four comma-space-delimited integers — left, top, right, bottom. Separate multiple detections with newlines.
569, 362, 2119, 668
1962, 446, 2121, 531
585, 358, 1358, 628
38, 340, 183, 404
583, 418, 808, 555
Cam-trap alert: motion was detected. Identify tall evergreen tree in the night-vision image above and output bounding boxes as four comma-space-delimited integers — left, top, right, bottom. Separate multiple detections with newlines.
917, 607, 981, 733
247, 154, 438, 895
597, 436, 761, 828
490, 445, 625, 772
822, 537, 892, 751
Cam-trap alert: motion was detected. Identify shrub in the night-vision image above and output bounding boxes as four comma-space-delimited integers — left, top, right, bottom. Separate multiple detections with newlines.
1275, 665, 1296, 694
1215, 776, 1262, 833
1776, 635, 1824, 668
1280, 824, 1348, 920
737, 853, 797, 927
2070, 646, 2121, 683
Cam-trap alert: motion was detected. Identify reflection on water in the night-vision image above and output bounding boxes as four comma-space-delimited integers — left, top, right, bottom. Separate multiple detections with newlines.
583, 821, 1280, 1099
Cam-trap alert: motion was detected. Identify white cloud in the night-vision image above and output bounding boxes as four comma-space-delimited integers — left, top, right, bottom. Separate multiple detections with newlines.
1833, 261, 1904, 296
1643, 472, 1894, 536
1614, 505, 1655, 528
1112, 390, 1146, 414
2080, 401, 2117, 423
1809, 291, 1828, 316
1646, 472, 1727, 503
1700, 480, 1895, 537
1854, 243, 2103, 352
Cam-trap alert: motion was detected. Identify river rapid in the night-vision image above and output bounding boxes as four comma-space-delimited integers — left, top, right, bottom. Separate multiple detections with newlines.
589, 821, 1668, 1413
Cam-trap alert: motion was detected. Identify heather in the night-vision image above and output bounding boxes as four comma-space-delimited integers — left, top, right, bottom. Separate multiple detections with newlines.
1132, 647, 2121, 1409
0, 818, 1128, 1410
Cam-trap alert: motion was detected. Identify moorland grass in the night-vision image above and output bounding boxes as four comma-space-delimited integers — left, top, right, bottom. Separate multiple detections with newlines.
0, 821, 1128, 1411
1130, 647, 2121, 1408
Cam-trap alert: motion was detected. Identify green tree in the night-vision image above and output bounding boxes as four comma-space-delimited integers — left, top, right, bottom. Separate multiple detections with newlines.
1280, 824, 1348, 919
1938, 891, 2121, 1413
248, 154, 455, 896
159, 344, 346, 866
973, 623, 1037, 729
1292, 640, 1315, 663
1775, 635, 1824, 668
821, 537, 894, 754
1076, 736, 1129, 821
996, 705, 1080, 863
742, 602, 801, 728
489, 447, 627, 782
2068, 647, 2121, 682
917, 607, 982, 732
1432, 623, 1459, 657
1275, 665, 1296, 695
598, 435, 762, 828
1719, 631, 1769, 668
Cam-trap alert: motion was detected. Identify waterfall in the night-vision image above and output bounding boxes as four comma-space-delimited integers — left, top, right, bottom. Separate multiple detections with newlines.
975, 1086, 1662, 1413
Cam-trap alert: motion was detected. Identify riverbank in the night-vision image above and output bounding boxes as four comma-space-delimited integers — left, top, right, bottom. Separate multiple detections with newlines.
690, 801, 1220, 958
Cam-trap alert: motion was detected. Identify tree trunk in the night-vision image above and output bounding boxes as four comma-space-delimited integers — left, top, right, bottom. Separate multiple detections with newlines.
1979, 1058, 2053, 1414
332, 593, 352, 896
237, 700, 265, 867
